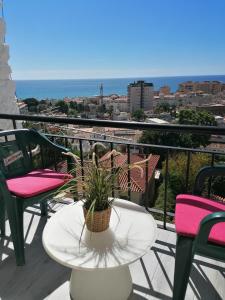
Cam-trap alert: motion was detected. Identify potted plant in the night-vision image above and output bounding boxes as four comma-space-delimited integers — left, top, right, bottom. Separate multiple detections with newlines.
58, 144, 150, 233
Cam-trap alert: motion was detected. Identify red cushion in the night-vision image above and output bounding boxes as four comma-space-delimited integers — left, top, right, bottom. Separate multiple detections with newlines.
175, 194, 225, 246
7, 169, 72, 198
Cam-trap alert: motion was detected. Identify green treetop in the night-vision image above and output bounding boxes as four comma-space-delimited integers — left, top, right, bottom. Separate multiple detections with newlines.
132, 109, 146, 121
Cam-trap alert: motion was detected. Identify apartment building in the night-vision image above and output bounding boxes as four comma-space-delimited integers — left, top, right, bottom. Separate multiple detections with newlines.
104, 96, 128, 113
178, 81, 225, 94
159, 85, 171, 95
128, 80, 154, 113
196, 104, 225, 116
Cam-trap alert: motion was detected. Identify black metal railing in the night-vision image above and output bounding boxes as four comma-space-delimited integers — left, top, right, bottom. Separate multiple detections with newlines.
1, 113, 225, 229
2, 113, 225, 135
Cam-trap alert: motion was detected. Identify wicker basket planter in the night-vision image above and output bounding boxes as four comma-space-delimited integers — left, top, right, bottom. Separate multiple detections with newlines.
83, 206, 112, 232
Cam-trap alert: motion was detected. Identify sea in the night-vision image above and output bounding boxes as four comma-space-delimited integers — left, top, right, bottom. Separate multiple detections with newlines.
15, 75, 225, 100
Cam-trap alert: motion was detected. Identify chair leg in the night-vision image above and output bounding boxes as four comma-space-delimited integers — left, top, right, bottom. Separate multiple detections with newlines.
0, 196, 5, 236
6, 199, 25, 266
173, 235, 194, 300
40, 200, 48, 216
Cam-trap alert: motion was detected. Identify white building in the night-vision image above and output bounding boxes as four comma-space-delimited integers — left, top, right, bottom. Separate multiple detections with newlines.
153, 93, 213, 108
215, 116, 225, 127
113, 111, 128, 121
104, 96, 128, 113
128, 81, 154, 113
0, 4, 20, 130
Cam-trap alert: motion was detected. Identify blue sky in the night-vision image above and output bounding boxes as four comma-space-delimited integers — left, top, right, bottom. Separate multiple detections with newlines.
3, 0, 225, 80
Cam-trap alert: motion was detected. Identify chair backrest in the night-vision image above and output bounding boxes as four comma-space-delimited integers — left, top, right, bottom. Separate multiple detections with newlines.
0, 129, 67, 179
193, 166, 225, 197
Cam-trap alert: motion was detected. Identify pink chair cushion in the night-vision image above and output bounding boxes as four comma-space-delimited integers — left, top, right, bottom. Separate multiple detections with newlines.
175, 194, 225, 246
7, 169, 72, 198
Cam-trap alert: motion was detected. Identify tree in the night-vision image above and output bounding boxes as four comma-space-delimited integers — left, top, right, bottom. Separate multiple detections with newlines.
178, 109, 216, 147
139, 130, 201, 161
68, 109, 78, 118
28, 105, 38, 113
155, 153, 211, 213
23, 98, 39, 107
139, 109, 216, 149
107, 106, 113, 119
154, 102, 177, 117
55, 100, 69, 114
77, 103, 84, 113
38, 103, 47, 112
154, 102, 170, 114
132, 109, 146, 121
40, 99, 47, 105
178, 109, 216, 126
23, 98, 39, 112
69, 101, 77, 110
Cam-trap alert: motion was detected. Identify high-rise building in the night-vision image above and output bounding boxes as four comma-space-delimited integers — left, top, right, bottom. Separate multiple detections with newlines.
0, 2, 20, 130
128, 80, 154, 113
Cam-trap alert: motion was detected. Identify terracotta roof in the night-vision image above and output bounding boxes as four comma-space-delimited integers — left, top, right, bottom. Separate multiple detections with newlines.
58, 152, 160, 194
100, 152, 160, 193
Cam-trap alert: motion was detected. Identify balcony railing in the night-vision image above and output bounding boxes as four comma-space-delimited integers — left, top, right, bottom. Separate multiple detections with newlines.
1, 113, 225, 230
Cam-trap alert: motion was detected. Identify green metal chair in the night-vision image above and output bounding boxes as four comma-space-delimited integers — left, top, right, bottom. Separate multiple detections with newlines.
173, 166, 225, 299
0, 129, 72, 266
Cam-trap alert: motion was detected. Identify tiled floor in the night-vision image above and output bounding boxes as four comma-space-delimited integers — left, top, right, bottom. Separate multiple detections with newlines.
0, 201, 224, 300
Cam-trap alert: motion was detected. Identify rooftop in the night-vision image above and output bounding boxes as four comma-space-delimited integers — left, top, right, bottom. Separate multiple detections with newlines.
146, 118, 169, 125
128, 81, 154, 88
100, 152, 160, 193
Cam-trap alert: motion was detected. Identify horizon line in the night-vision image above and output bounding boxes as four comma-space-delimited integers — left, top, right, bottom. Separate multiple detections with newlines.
13, 74, 225, 81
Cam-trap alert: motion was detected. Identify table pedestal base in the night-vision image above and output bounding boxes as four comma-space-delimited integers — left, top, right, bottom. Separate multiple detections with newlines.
70, 266, 133, 300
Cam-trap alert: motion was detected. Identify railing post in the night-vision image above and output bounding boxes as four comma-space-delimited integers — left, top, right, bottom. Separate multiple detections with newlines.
208, 153, 215, 197
144, 154, 149, 208
163, 150, 169, 229
110, 142, 115, 198
185, 151, 191, 192
12, 119, 17, 129
79, 139, 84, 180
65, 137, 68, 148
127, 144, 131, 201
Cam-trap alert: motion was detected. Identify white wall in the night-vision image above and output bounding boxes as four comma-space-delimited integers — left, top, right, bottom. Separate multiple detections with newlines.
0, 16, 20, 130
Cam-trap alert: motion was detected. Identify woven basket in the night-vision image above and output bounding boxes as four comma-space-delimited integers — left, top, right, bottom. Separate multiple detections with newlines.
83, 207, 112, 232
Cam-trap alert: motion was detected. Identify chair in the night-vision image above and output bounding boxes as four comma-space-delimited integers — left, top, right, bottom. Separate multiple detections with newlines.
0, 129, 72, 266
173, 166, 225, 299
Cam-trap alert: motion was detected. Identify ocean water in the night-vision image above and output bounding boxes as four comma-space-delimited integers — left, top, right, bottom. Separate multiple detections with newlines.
15, 75, 225, 100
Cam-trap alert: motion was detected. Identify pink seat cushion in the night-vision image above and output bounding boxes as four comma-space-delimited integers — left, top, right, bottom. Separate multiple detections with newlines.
7, 169, 72, 198
175, 194, 225, 246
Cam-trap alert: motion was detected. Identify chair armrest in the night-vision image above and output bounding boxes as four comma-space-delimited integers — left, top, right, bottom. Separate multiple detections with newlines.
193, 166, 225, 195
30, 129, 69, 153
194, 211, 225, 257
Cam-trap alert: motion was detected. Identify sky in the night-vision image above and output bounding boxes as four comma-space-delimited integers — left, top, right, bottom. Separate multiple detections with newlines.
2, 0, 225, 80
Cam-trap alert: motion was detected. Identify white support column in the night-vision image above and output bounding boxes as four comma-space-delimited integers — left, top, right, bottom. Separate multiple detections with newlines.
0, 1, 20, 130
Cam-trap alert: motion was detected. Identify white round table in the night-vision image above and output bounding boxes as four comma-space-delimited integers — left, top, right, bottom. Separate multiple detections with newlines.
42, 199, 157, 300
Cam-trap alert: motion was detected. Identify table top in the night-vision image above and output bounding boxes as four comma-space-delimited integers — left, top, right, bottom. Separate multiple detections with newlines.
42, 199, 157, 270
